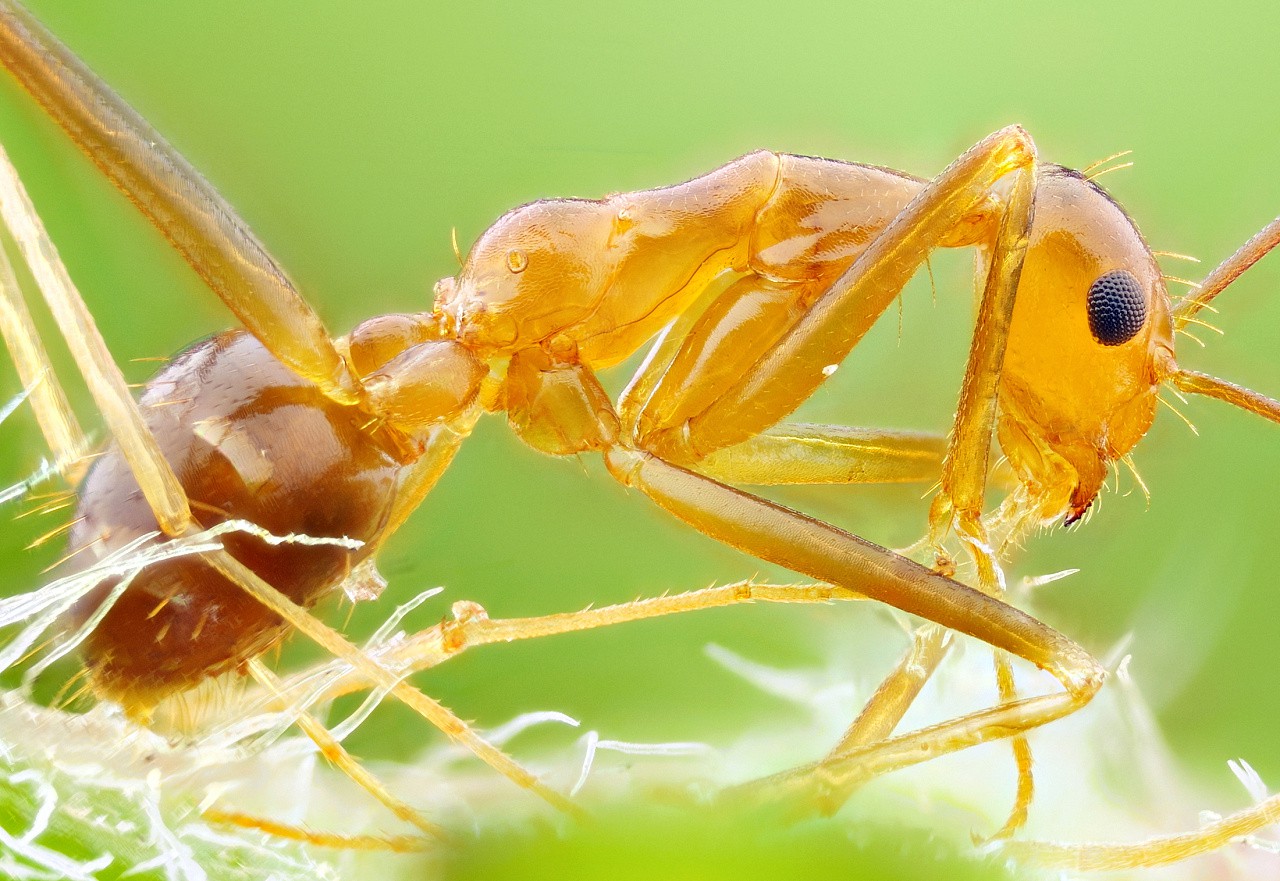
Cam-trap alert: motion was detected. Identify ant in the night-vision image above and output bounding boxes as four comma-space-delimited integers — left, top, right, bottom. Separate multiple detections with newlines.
0, 0, 1277, 871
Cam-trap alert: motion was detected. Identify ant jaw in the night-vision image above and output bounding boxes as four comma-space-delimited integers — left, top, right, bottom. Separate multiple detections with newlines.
1063, 498, 1092, 527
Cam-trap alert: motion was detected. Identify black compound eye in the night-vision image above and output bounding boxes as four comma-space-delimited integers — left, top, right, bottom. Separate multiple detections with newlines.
1086, 269, 1146, 346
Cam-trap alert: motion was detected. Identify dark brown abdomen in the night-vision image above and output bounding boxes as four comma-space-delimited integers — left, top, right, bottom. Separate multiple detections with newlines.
66, 331, 412, 714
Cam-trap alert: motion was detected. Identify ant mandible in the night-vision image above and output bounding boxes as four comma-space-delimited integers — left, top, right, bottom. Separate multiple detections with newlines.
0, 0, 1277, 870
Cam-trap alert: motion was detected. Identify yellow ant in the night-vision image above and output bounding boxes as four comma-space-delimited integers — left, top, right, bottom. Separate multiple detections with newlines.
0, 0, 1278, 872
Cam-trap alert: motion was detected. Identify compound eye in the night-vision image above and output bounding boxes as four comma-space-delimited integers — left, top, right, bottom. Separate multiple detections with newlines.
1086, 269, 1146, 346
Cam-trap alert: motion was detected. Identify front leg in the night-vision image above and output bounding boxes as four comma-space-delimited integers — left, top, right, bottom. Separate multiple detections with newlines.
928, 144, 1036, 593
613, 128, 1066, 827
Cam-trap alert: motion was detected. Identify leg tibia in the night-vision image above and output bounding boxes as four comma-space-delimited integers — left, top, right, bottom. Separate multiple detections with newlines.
0, 236, 87, 473
0, 143, 192, 534
246, 659, 446, 844
1003, 793, 1280, 870
810, 623, 951, 816
733, 688, 1086, 811
265, 580, 865, 711
695, 423, 946, 486
604, 447, 1101, 697
0, 3, 360, 403
205, 809, 429, 853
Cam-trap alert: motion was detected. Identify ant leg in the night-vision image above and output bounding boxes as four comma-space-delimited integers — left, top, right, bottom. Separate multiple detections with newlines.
0, 2, 360, 404
690, 424, 1029, 825
989, 650, 1035, 837
620, 127, 1045, 817
624, 126, 1036, 466
604, 450, 1103, 790
812, 607, 1034, 831
0, 230, 89, 477
245, 658, 447, 844
0, 142, 191, 535
806, 622, 950, 815
695, 423, 945, 486
204, 809, 428, 853
830, 624, 949, 754
800, 622, 1030, 836
1001, 796, 1280, 870
681, 426, 971, 818
205, 550, 582, 816
692, 448, 1036, 830
815, 527, 1033, 831
263, 581, 865, 710
693, 413, 1024, 802
795, 131, 1037, 827
0, 139, 577, 817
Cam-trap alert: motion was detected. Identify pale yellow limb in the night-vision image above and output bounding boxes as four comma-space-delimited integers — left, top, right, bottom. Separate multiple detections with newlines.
372, 412, 478, 553
935, 149, 1036, 528
604, 449, 1102, 695
830, 624, 950, 756
265, 580, 865, 710
616, 128, 1048, 828
246, 658, 447, 844
0, 141, 190, 534
604, 450, 1100, 819
679, 127, 1038, 458
990, 650, 1034, 839
695, 423, 946, 486
807, 629, 1033, 833
730, 685, 1089, 813
204, 808, 428, 854
0, 0, 360, 404
0, 232, 87, 473
202, 548, 580, 817
811, 622, 950, 816
1001, 794, 1280, 870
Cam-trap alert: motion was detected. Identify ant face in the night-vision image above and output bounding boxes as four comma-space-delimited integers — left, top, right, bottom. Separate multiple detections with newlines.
438, 199, 616, 354
998, 167, 1176, 522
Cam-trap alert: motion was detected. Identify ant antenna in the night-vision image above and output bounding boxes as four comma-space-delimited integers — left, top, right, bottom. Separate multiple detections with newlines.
1170, 370, 1280, 426
1159, 215, 1280, 428
1175, 216, 1280, 326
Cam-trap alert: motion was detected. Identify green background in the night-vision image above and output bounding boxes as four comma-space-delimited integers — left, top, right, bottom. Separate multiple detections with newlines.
0, 2, 1278, 878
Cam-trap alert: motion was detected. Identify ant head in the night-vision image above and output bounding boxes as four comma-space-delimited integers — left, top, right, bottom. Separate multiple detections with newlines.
436, 199, 615, 354
998, 166, 1175, 523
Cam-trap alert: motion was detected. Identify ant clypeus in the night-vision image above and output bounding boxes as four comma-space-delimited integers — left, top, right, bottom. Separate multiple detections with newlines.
0, 0, 1278, 872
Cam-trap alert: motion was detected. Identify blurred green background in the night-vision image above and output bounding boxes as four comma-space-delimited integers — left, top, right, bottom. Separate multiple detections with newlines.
0, 1, 1278, 878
